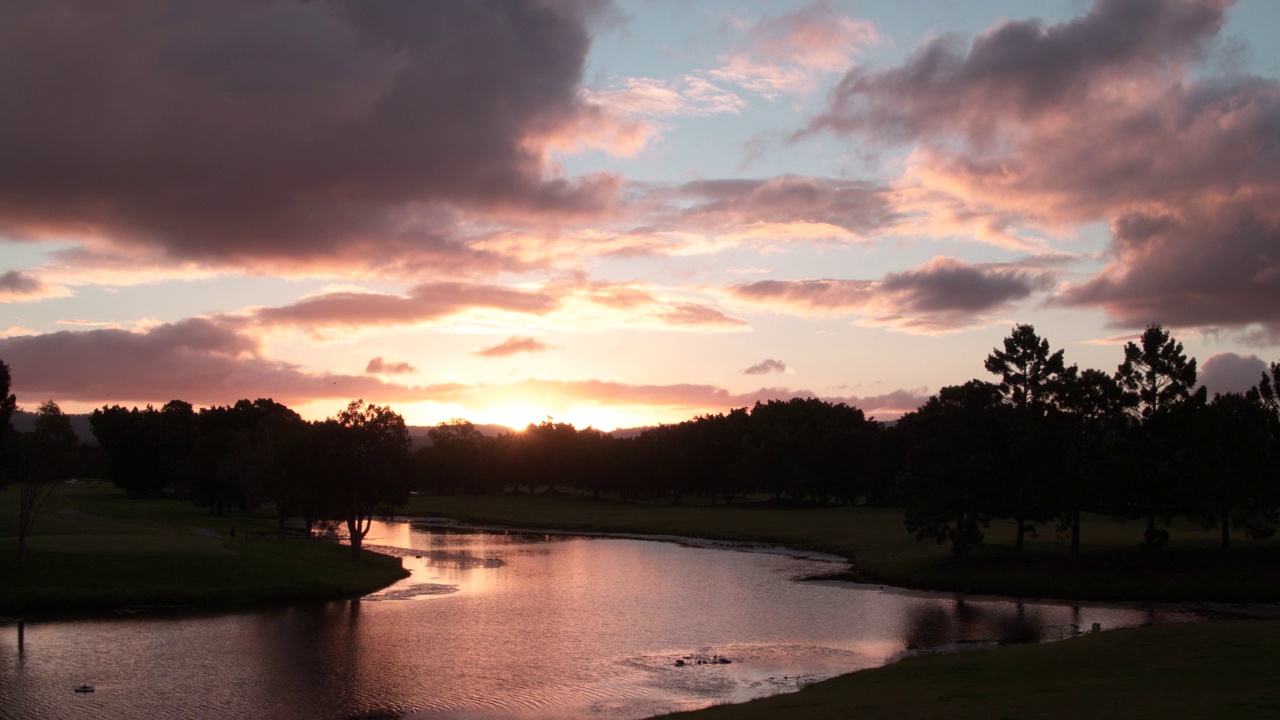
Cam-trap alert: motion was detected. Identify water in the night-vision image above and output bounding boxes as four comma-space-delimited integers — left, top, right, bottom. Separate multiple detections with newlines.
0, 522, 1199, 720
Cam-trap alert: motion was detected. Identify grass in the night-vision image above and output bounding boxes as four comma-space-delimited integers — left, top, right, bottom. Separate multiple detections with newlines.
655, 620, 1280, 720
0, 482, 409, 617
404, 492, 1280, 604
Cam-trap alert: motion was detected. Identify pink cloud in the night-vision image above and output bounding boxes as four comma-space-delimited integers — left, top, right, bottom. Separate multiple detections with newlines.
366, 357, 418, 375
254, 282, 561, 328
712, 3, 881, 98
654, 303, 750, 329
473, 336, 551, 358
806, 0, 1280, 335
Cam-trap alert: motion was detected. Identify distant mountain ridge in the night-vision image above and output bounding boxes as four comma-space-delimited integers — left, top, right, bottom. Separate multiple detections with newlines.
9, 410, 96, 443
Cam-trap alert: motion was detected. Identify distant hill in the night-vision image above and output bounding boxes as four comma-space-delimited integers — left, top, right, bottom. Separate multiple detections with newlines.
406, 423, 515, 448
608, 426, 651, 439
9, 410, 96, 444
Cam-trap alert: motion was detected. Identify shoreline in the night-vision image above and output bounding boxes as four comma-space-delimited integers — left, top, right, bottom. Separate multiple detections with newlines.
401, 515, 1272, 621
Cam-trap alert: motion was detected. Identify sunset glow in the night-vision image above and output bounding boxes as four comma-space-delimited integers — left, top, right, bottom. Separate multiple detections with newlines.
2, 0, 1279, 430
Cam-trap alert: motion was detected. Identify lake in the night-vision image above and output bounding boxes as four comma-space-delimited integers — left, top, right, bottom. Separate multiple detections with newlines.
0, 521, 1199, 720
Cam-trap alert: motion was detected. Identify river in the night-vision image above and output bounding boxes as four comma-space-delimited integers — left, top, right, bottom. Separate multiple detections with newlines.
0, 521, 1199, 720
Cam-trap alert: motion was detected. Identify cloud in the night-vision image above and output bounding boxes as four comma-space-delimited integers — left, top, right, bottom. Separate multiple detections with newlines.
729, 256, 1055, 333
809, 0, 1223, 143
0, 270, 70, 302
844, 388, 931, 419
241, 277, 748, 334
0, 1, 618, 274
473, 336, 551, 358
712, 3, 881, 98
805, 0, 1280, 333
0, 320, 926, 420
654, 303, 750, 329
1058, 201, 1280, 330
254, 282, 561, 329
582, 76, 745, 119
743, 359, 787, 375
1199, 352, 1267, 396
366, 357, 417, 375
675, 175, 894, 237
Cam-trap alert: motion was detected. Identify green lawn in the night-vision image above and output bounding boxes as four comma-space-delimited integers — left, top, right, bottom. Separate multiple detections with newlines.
0, 482, 408, 616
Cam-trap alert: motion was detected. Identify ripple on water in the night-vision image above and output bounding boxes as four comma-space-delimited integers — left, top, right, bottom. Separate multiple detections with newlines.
364, 544, 505, 569
363, 583, 460, 601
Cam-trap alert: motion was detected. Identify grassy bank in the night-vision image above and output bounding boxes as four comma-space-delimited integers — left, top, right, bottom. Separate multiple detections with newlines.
0, 483, 409, 617
404, 493, 1280, 604
658, 619, 1280, 720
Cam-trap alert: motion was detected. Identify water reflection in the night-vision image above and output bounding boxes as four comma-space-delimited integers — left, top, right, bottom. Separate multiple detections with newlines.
0, 523, 1200, 720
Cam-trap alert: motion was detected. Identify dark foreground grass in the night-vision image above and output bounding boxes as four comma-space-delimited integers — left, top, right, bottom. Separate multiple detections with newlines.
0, 483, 408, 617
405, 493, 1280, 604
657, 620, 1280, 720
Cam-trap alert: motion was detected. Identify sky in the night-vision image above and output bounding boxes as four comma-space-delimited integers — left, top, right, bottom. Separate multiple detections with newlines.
2, 0, 1280, 431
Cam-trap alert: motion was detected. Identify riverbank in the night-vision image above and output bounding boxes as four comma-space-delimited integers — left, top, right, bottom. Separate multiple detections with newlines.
403, 493, 1280, 604
405, 493, 1280, 720
0, 483, 409, 617
656, 619, 1280, 720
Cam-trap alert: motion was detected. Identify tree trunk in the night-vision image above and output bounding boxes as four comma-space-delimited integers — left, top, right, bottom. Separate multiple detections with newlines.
1070, 508, 1080, 562
347, 513, 371, 560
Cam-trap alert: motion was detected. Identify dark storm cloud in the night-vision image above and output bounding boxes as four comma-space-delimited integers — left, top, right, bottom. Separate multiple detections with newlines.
0, 1, 612, 271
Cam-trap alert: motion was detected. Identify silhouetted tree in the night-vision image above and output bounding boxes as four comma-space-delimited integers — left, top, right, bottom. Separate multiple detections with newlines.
8, 401, 78, 561
90, 401, 197, 497
1189, 392, 1277, 553
194, 399, 303, 516
0, 359, 15, 440
420, 419, 487, 493
328, 400, 412, 559
746, 398, 873, 504
985, 324, 1075, 551
1057, 368, 1128, 560
899, 381, 1009, 556
1115, 324, 1206, 549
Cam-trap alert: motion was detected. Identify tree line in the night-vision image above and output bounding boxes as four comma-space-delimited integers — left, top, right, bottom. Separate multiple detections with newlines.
3, 321, 1278, 563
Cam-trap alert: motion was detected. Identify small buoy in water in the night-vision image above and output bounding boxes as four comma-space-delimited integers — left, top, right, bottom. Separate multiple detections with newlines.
75, 685, 94, 693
